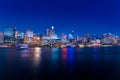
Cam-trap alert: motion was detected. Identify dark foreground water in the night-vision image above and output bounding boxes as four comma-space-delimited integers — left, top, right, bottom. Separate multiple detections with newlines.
0, 47, 120, 80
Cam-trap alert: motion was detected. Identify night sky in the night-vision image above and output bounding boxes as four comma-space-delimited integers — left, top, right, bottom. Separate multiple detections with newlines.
0, 0, 120, 37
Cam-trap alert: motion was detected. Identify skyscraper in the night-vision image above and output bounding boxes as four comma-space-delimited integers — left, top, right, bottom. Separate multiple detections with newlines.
24, 29, 33, 44
46, 26, 58, 39
4, 26, 15, 43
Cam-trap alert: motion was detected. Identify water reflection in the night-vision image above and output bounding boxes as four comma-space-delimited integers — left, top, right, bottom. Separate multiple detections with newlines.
68, 48, 74, 63
33, 47, 41, 68
62, 48, 67, 64
76, 48, 81, 60
20, 49, 31, 58
1, 47, 120, 80
51, 48, 59, 61
67, 48, 75, 71
50, 48, 59, 71
93, 47, 99, 62
7, 49, 16, 61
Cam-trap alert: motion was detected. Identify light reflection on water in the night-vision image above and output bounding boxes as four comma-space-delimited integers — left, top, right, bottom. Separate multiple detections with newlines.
33, 47, 41, 68
21, 50, 31, 57
0, 47, 120, 79
93, 47, 99, 62
50, 48, 59, 71
67, 48, 74, 63
51, 48, 59, 60
62, 48, 67, 64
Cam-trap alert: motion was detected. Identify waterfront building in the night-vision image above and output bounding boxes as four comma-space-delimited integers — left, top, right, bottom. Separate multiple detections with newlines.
61, 33, 66, 39
15, 30, 18, 39
46, 26, 58, 39
0, 32, 4, 43
101, 33, 118, 45
32, 33, 42, 45
117, 38, 120, 46
90, 39, 101, 44
61, 33, 67, 42
79, 36, 88, 44
4, 26, 16, 43
24, 30, 33, 44
17, 32, 25, 43
41, 36, 51, 45
68, 34, 73, 40
41, 26, 59, 46
68, 34, 75, 43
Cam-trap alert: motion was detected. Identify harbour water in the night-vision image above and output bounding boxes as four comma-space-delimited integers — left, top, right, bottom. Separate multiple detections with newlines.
0, 47, 120, 80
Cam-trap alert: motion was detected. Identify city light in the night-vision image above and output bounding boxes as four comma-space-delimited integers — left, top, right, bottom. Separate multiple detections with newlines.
51, 26, 54, 30
37, 37, 40, 40
0, 26, 120, 48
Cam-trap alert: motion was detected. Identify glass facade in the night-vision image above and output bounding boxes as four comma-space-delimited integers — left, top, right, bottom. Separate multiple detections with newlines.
4, 27, 14, 37
17, 32, 25, 43
4, 27, 14, 43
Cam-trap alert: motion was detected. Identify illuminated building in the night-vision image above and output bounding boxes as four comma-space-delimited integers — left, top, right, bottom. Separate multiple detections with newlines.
0, 32, 4, 43
46, 26, 58, 39
42, 26, 59, 46
68, 34, 73, 39
101, 33, 118, 45
15, 30, 18, 39
24, 30, 33, 44
17, 32, 25, 43
117, 38, 120, 46
33, 33, 42, 45
90, 39, 101, 44
62, 33, 67, 39
41, 36, 51, 45
76, 36, 79, 41
68, 34, 75, 43
78, 34, 91, 44
4, 26, 15, 43
61, 33, 67, 42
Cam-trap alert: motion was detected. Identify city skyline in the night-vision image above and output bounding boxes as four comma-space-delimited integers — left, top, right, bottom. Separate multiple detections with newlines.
0, 0, 120, 36
1, 26, 120, 38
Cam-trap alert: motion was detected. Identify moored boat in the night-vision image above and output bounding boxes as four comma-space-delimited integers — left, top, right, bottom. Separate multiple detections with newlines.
16, 44, 29, 50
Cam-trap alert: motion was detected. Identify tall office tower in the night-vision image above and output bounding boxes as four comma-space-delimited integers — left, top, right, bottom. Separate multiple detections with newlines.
17, 32, 25, 43
49, 26, 58, 39
45, 26, 58, 40
25, 29, 33, 43
50, 26, 55, 35
4, 26, 14, 43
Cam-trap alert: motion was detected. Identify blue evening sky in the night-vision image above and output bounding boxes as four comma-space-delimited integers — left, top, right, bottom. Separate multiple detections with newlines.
0, 0, 120, 37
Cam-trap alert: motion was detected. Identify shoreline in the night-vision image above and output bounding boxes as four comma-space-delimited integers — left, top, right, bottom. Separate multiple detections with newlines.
0, 45, 119, 48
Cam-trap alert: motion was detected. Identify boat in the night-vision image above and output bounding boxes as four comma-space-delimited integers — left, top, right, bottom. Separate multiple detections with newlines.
16, 44, 29, 50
